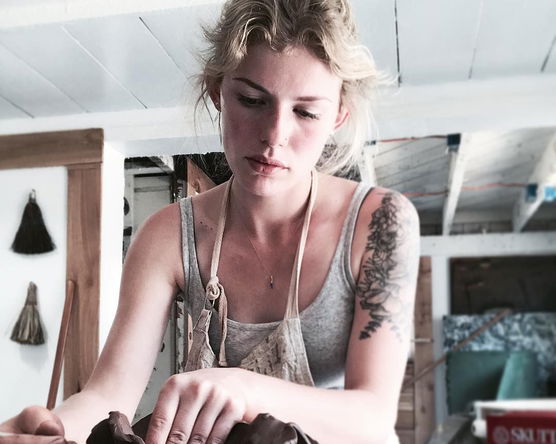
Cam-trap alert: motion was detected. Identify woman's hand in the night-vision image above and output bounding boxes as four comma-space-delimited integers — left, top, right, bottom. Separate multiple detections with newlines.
0, 406, 74, 444
145, 368, 250, 444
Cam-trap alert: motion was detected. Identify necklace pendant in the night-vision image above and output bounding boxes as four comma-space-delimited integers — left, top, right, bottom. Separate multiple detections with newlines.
269, 275, 274, 289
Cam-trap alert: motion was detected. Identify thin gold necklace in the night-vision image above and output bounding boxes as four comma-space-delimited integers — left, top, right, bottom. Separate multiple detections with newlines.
237, 213, 304, 290
243, 229, 275, 289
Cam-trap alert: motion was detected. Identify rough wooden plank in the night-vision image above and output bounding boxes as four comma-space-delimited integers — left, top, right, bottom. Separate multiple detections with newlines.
64, 165, 102, 397
0, 129, 103, 170
421, 232, 556, 257
442, 134, 472, 235
414, 257, 435, 444
397, 429, 415, 444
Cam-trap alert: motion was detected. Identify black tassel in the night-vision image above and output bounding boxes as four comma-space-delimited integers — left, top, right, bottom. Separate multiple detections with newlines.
11, 189, 56, 254
11, 282, 46, 345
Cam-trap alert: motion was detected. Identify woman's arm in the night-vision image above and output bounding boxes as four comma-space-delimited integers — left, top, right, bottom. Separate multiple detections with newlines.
58, 203, 184, 443
146, 189, 420, 444
1, 203, 183, 444
248, 189, 420, 443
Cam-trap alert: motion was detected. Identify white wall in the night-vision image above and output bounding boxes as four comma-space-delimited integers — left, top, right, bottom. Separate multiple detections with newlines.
99, 144, 125, 349
0, 167, 67, 420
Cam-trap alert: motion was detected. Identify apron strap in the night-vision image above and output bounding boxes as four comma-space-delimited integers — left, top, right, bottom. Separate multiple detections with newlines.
206, 178, 233, 367
285, 170, 318, 319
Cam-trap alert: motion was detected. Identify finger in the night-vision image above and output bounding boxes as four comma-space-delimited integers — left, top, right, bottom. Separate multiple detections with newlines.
206, 402, 244, 444
145, 381, 180, 444
0, 433, 67, 444
16, 407, 61, 436
187, 399, 225, 444
35, 418, 64, 437
165, 389, 210, 444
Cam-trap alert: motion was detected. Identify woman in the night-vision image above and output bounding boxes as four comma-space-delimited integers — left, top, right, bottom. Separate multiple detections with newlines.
0, 0, 419, 443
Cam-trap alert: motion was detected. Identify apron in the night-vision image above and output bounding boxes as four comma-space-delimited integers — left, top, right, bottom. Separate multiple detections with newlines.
184, 171, 317, 387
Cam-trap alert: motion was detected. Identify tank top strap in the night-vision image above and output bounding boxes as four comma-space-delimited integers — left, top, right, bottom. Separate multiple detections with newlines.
340, 182, 374, 287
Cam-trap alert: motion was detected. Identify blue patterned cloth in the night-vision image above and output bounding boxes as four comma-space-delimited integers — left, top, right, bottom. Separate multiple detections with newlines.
443, 313, 556, 394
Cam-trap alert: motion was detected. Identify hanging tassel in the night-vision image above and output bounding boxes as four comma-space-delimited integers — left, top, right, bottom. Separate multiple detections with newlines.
11, 282, 46, 345
11, 189, 56, 254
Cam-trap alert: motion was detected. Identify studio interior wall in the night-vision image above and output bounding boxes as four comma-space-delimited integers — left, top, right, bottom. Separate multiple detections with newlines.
0, 166, 67, 420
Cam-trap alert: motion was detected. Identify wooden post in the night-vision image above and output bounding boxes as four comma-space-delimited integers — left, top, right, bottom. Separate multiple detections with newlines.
0, 129, 103, 400
64, 164, 102, 396
414, 256, 435, 444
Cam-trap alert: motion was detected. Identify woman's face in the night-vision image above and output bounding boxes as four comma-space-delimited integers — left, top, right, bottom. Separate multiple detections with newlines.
214, 44, 348, 196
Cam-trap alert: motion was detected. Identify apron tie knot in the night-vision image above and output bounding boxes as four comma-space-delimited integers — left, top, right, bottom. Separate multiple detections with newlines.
206, 276, 222, 301
205, 276, 228, 367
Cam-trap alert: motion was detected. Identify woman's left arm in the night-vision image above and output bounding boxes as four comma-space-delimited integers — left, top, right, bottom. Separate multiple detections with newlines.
242, 189, 420, 443
146, 189, 420, 444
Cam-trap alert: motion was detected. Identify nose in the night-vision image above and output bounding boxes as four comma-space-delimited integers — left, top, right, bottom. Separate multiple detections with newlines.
259, 106, 290, 149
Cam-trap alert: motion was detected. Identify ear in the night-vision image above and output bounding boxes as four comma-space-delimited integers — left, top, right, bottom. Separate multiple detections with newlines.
208, 78, 222, 111
333, 103, 349, 131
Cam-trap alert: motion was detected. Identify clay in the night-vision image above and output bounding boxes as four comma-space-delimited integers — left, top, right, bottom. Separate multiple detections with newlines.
86, 412, 317, 444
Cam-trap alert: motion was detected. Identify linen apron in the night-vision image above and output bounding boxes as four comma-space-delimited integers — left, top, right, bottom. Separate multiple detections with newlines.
184, 171, 317, 387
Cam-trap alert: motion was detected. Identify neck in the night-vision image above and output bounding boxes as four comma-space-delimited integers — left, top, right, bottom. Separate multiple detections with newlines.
229, 173, 314, 241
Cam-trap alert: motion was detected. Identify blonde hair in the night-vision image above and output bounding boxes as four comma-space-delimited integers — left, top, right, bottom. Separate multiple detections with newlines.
197, 0, 383, 175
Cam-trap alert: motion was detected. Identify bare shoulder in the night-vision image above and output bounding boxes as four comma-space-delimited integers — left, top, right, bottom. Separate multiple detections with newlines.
314, 173, 359, 219
123, 201, 183, 289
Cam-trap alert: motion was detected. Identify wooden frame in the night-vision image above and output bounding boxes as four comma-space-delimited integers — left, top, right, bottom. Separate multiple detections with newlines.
396, 256, 435, 444
0, 128, 103, 399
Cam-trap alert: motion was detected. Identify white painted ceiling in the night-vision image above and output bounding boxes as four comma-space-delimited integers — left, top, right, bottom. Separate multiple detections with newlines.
0, 0, 555, 231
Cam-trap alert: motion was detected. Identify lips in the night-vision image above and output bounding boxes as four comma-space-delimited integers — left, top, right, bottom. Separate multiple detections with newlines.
246, 155, 287, 169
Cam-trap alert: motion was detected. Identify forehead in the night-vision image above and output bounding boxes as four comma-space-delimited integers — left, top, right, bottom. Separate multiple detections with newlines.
224, 44, 342, 100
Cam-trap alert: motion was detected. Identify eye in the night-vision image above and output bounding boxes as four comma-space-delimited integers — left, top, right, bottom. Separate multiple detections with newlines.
295, 108, 319, 120
237, 94, 266, 107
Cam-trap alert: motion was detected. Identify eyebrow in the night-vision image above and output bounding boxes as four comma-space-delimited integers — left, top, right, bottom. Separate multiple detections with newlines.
232, 77, 332, 102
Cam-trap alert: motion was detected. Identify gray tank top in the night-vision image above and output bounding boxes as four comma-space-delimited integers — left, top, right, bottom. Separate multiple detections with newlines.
179, 181, 372, 388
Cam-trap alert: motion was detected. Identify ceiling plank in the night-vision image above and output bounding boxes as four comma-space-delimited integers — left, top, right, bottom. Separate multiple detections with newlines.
0, 0, 224, 29
64, 16, 188, 107
0, 95, 30, 119
512, 134, 556, 232
472, 0, 556, 78
141, 6, 219, 77
0, 44, 84, 117
0, 26, 143, 112
350, 0, 398, 79
396, 0, 482, 84
442, 134, 471, 234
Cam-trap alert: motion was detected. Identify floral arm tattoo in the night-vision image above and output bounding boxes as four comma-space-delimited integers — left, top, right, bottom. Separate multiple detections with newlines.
357, 191, 420, 342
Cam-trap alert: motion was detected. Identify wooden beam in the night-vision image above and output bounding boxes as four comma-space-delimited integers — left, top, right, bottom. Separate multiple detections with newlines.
512, 134, 556, 232
0, 106, 213, 142
0, 129, 103, 170
0, 0, 224, 29
421, 232, 556, 257
1, 75, 555, 143
375, 74, 556, 139
414, 257, 435, 444
441, 134, 470, 234
150, 156, 175, 174
64, 165, 101, 397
